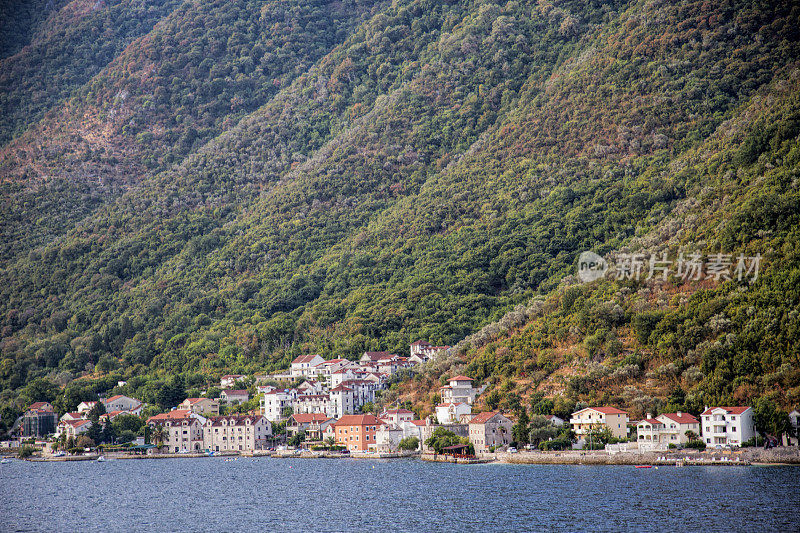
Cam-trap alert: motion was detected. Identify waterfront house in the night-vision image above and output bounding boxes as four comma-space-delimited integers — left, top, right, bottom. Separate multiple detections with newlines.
700, 406, 754, 447
468, 412, 513, 453
435, 402, 472, 424
220, 389, 250, 406
147, 410, 206, 452
290, 354, 325, 379
655, 412, 700, 445
220, 375, 245, 388
57, 419, 92, 439
287, 413, 335, 441
570, 407, 629, 440
376, 423, 404, 452
101, 395, 143, 415
179, 397, 220, 416
333, 414, 381, 452
203, 414, 272, 452
439, 376, 477, 405
22, 402, 58, 438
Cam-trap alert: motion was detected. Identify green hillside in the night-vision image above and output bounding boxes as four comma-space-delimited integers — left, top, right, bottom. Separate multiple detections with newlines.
0, 0, 798, 429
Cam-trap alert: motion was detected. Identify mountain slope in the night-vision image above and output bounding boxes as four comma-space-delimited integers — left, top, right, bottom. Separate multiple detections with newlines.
0, 0, 799, 424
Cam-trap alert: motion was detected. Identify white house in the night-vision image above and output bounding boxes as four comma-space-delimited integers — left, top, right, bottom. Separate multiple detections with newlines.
409, 340, 450, 364
290, 354, 325, 378
77, 401, 98, 413
637, 412, 700, 447
440, 376, 477, 405
700, 406, 754, 447
379, 409, 415, 426
545, 415, 564, 427
56, 419, 92, 439
570, 407, 629, 440
436, 402, 472, 424
220, 389, 249, 405
260, 389, 295, 421
101, 395, 143, 415
220, 375, 245, 389
375, 424, 405, 452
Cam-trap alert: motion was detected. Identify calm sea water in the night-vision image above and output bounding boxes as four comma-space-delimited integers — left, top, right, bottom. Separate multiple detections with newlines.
1, 457, 798, 532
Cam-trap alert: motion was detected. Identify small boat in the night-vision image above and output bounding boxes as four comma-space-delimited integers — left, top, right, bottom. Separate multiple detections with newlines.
96, 455, 106, 462
1, 458, 11, 464
635, 465, 652, 468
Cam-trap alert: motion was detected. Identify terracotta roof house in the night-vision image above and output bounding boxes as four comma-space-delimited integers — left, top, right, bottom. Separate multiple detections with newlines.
333, 414, 382, 452
469, 412, 513, 453
570, 407, 629, 440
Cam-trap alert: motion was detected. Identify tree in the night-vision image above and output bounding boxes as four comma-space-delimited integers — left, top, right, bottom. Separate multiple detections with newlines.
424, 427, 471, 454
512, 409, 530, 446
87, 402, 106, 423
529, 415, 559, 447
288, 430, 306, 448
76, 435, 95, 449
399, 436, 419, 451
281, 406, 294, 419
360, 402, 376, 414
150, 425, 165, 449
753, 397, 790, 438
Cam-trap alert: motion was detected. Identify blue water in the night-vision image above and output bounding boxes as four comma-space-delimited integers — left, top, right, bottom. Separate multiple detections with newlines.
1, 457, 797, 532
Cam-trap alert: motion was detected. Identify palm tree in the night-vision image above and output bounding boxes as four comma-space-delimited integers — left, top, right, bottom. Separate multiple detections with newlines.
151, 425, 166, 450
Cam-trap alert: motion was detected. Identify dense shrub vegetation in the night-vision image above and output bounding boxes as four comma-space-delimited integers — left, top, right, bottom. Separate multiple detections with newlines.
1, 0, 799, 431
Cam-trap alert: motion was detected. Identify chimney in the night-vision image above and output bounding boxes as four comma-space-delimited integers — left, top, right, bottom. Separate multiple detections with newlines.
646, 412, 652, 420
677, 411, 682, 417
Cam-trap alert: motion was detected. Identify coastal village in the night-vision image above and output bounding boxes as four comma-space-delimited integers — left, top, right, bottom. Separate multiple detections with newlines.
5, 340, 800, 464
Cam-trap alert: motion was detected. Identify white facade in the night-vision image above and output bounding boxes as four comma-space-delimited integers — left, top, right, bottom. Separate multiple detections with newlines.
290, 354, 325, 378
260, 390, 295, 421
436, 402, 472, 424
701, 407, 754, 447
440, 376, 477, 405
101, 395, 143, 415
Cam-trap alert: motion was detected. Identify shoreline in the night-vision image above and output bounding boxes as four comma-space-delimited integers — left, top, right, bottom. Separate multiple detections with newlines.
13, 448, 800, 466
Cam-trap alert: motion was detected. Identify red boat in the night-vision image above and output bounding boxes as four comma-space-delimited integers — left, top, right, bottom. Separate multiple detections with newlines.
635, 465, 652, 468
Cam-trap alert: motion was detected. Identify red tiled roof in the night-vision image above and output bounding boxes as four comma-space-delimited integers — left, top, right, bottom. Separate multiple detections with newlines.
640, 418, 662, 426
586, 407, 627, 415
383, 409, 414, 415
660, 412, 699, 424
182, 397, 212, 405
292, 354, 321, 364
470, 412, 503, 424
333, 414, 381, 426
450, 375, 473, 382
147, 410, 195, 423
29, 402, 52, 410
438, 402, 467, 408
411, 420, 428, 426
700, 406, 750, 416
104, 395, 124, 402
222, 389, 249, 396
410, 340, 431, 346
290, 413, 331, 424
329, 385, 353, 392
